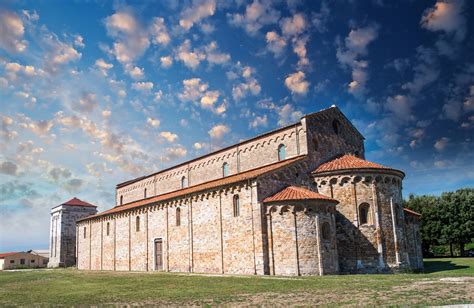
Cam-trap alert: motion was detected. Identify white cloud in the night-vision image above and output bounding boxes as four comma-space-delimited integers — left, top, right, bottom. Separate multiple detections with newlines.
232, 79, 261, 101
163, 146, 187, 161
249, 114, 268, 129
160, 131, 179, 143
178, 78, 208, 102
105, 9, 150, 65
386, 95, 413, 120
0, 9, 27, 53
284, 71, 309, 95
280, 13, 306, 37
179, 0, 216, 31
434, 137, 449, 152
336, 24, 379, 97
74, 35, 85, 48
154, 90, 163, 102
227, 0, 280, 35
266, 31, 287, 57
28, 120, 54, 136
4, 62, 38, 80
463, 85, 474, 112
43, 34, 82, 66
205, 41, 231, 65
293, 36, 309, 69
208, 124, 229, 140
200, 90, 220, 109
132, 81, 153, 91
421, 0, 466, 42
147, 117, 160, 128
278, 104, 302, 126
160, 56, 173, 68
193, 142, 203, 150
401, 46, 439, 94
126, 65, 145, 80
150, 17, 170, 45
95, 58, 113, 76
176, 39, 205, 69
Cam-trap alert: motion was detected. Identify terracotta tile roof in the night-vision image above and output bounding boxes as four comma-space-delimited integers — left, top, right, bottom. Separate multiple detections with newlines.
263, 186, 337, 203
0, 252, 19, 259
78, 155, 307, 222
313, 154, 403, 175
61, 197, 96, 208
403, 208, 421, 218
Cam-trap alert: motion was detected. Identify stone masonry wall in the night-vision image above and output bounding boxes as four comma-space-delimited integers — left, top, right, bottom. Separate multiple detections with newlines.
314, 172, 406, 273
78, 183, 262, 275
49, 205, 97, 268
266, 201, 338, 276
116, 122, 307, 206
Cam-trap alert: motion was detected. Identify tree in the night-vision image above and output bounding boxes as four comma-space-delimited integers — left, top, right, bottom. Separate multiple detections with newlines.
404, 188, 474, 257
439, 189, 474, 256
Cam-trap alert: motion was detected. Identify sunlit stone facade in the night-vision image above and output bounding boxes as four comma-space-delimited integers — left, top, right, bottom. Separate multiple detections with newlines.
75, 106, 423, 275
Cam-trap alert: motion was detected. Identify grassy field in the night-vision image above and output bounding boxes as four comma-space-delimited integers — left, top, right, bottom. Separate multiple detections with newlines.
0, 258, 473, 306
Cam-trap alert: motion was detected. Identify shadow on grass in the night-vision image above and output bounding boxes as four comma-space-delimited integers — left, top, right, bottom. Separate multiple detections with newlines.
423, 260, 469, 274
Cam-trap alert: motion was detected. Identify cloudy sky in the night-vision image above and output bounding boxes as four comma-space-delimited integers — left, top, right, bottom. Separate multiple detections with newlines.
0, 0, 473, 251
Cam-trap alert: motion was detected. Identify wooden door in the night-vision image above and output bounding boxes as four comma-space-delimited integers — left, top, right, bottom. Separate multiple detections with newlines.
154, 239, 163, 271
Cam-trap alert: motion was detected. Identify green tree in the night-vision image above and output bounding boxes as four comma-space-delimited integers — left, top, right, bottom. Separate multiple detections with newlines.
439, 188, 474, 256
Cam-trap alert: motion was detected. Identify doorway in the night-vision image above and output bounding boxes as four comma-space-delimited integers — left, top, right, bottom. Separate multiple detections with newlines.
154, 239, 163, 271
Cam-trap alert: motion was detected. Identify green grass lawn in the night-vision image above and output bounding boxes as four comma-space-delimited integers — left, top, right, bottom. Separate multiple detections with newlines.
1, 258, 473, 306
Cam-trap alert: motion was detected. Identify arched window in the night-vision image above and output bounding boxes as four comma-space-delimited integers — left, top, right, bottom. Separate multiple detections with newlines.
83, 226, 87, 239
176, 208, 181, 226
106, 222, 110, 236
332, 119, 340, 135
222, 162, 229, 177
120, 195, 123, 205
136, 216, 140, 232
312, 137, 318, 151
359, 203, 370, 225
321, 222, 331, 241
278, 144, 286, 161
181, 176, 186, 189
144, 188, 147, 199
233, 195, 240, 217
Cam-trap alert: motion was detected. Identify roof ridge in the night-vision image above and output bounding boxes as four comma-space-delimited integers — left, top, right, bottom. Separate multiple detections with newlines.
78, 155, 307, 222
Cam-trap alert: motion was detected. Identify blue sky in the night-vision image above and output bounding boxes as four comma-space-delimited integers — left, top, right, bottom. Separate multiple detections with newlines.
0, 0, 473, 251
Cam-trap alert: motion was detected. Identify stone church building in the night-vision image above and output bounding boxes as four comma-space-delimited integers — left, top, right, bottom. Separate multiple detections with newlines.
75, 106, 423, 275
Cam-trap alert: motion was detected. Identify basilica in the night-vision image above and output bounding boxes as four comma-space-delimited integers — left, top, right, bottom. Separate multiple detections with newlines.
73, 106, 422, 275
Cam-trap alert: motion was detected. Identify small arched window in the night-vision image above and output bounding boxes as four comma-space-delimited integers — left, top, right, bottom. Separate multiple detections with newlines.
332, 119, 340, 134
144, 188, 147, 199
106, 222, 110, 236
83, 226, 87, 239
278, 144, 286, 161
181, 176, 186, 189
222, 162, 229, 177
359, 203, 370, 225
312, 137, 318, 151
176, 208, 181, 226
321, 222, 331, 241
233, 195, 240, 217
136, 216, 140, 232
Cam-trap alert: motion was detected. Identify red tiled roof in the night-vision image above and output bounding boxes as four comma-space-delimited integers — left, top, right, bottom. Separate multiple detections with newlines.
0, 252, 19, 259
263, 186, 337, 203
404, 208, 421, 218
61, 197, 96, 208
313, 154, 403, 175
78, 155, 307, 222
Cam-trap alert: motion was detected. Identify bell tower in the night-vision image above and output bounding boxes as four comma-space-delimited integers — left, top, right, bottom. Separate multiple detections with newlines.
48, 197, 97, 267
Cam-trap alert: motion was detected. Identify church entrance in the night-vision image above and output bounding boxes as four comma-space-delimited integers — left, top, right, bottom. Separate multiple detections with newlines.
154, 239, 163, 271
